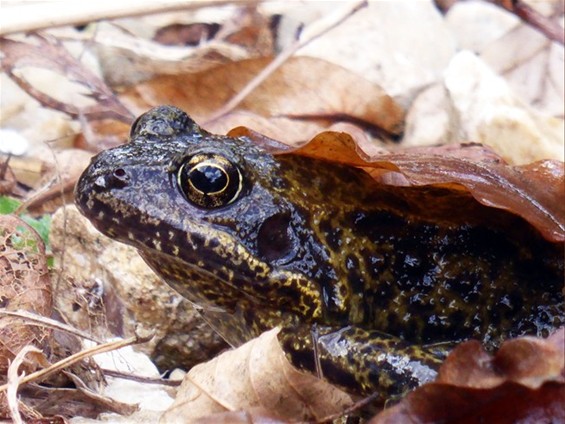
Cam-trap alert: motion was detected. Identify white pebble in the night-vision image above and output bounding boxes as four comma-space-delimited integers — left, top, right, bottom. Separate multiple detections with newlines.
0, 128, 29, 156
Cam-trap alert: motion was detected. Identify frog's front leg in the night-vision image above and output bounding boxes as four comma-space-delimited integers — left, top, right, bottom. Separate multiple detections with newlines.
278, 325, 445, 399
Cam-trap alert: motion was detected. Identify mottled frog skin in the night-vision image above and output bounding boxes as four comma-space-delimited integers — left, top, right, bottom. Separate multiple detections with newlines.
75, 106, 564, 400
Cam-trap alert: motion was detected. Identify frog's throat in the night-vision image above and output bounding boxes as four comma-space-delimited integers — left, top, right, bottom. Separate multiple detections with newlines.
103, 217, 325, 321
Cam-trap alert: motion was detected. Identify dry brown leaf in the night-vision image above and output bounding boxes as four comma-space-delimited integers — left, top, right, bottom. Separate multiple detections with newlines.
153, 23, 221, 46
161, 328, 354, 423
190, 407, 287, 424
3, 156, 45, 190
73, 119, 132, 151
0, 34, 132, 123
120, 56, 404, 143
229, 127, 564, 241
217, 6, 275, 57
269, 131, 564, 242
371, 328, 565, 423
0, 215, 52, 375
214, 112, 327, 149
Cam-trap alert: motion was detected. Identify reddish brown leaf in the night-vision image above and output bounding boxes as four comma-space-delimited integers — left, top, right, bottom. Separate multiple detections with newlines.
372, 382, 564, 424
269, 130, 564, 242
372, 328, 565, 424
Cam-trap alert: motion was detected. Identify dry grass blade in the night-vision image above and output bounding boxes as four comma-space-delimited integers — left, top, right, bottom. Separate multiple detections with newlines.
0, 309, 104, 344
0, 333, 154, 394
7, 345, 43, 424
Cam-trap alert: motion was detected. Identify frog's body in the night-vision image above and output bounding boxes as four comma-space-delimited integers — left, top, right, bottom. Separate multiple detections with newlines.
76, 106, 564, 399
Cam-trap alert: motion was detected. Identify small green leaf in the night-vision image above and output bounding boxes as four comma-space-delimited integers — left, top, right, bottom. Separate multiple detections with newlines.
0, 196, 52, 252
22, 214, 52, 247
0, 196, 21, 214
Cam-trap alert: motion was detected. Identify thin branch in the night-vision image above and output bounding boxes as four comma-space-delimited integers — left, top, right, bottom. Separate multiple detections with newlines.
0, 333, 154, 393
0, 309, 105, 344
101, 368, 182, 387
491, 0, 564, 45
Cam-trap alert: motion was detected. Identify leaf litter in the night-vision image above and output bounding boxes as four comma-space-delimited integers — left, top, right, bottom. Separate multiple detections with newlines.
0, 0, 563, 422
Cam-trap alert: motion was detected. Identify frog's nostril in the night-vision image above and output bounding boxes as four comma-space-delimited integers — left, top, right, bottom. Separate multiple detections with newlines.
114, 168, 126, 178
109, 168, 129, 188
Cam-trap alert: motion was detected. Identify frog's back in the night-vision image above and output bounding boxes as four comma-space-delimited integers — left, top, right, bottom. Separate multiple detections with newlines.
272, 155, 563, 348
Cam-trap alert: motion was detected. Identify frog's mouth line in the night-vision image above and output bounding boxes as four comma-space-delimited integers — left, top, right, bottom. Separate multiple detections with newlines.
76, 186, 290, 302
80, 188, 327, 325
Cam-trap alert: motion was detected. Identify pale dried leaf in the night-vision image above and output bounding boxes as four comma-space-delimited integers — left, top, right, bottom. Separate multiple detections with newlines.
161, 328, 353, 423
481, 21, 564, 117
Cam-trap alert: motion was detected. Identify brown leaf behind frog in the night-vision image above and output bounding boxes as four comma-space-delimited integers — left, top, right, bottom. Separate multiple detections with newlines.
233, 126, 564, 242
121, 56, 404, 144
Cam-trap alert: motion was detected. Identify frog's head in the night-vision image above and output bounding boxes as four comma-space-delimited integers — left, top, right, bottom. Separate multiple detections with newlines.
76, 106, 351, 338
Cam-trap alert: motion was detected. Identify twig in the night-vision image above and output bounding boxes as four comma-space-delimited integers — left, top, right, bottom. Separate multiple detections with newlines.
0, 333, 154, 393
0, 309, 105, 344
491, 0, 564, 45
101, 368, 182, 387
0, 34, 134, 123
203, 0, 369, 125
318, 391, 381, 423
5, 68, 132, 123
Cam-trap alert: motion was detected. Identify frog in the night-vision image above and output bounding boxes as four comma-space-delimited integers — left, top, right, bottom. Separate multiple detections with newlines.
75, 105, 564, 401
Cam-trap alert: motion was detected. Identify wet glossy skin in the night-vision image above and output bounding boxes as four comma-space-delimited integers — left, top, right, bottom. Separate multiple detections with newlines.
75, 106, 564, 400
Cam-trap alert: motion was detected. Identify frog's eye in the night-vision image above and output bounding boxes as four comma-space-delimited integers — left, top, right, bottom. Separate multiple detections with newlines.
178, 153, 243, 208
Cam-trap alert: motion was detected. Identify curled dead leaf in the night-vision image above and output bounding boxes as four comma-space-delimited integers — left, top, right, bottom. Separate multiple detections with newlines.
371, 328, 565, 424
160, 328, 354, 423
268, 130, 564, 242
228, 127, 564, 241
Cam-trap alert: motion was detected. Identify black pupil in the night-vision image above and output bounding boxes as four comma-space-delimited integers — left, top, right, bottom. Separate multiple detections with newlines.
189, 165, 227, 194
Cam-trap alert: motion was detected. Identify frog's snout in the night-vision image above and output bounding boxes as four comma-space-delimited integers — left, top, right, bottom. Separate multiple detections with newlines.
75, 150, 132, 219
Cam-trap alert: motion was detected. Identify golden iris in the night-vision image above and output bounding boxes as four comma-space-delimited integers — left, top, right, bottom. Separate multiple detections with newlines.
178, 153, 242, 208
